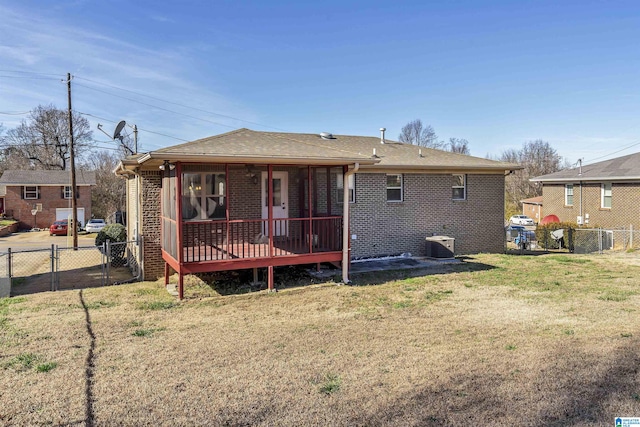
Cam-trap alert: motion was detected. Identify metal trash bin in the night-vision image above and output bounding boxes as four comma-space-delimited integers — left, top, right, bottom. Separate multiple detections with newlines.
425, 235, 455, 258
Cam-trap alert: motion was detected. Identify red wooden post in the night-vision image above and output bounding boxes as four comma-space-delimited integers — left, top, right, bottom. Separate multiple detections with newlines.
268, 165, 274, 258
164, 262, 169, 285
307, 166, 313, 254
176, 162, 184, 300
268, 265, 274, 291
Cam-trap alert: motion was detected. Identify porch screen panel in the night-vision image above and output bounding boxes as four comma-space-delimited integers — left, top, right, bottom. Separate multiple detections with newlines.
182, 167, 226, 221
161, 168, 178, 259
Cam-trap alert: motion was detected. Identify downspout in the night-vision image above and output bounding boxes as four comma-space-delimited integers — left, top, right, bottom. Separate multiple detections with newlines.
342, 162, 359, 284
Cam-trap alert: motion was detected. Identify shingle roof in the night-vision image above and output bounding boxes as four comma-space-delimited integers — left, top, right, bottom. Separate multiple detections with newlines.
0, 170, 96, 185
521, 196, 543, 205
123, 128, 519, 173
532, 152, 640, 182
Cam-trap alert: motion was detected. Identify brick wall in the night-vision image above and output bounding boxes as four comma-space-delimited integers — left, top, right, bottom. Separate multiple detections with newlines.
350, 173, 505, 258
5, 185, 92, 229
543, 182, 640, 229
140, 171, 163, 280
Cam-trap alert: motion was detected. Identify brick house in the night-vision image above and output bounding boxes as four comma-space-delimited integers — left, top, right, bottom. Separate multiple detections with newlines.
520, 196, 543, 223
531, 152, 640, 229
115, 128, 519, 297
0, 170, 96, 229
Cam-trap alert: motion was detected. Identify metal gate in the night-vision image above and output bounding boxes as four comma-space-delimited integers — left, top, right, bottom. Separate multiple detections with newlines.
0, 238, 142, 297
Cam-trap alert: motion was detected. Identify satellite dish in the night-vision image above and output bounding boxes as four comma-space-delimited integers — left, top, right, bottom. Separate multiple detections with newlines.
113, 120, 126, 140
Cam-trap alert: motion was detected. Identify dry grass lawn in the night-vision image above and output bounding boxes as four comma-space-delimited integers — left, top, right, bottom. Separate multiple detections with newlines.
1, 252, 640, 425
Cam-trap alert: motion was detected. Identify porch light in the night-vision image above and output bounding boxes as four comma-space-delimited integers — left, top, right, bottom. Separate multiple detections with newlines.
159, 161, 175, 171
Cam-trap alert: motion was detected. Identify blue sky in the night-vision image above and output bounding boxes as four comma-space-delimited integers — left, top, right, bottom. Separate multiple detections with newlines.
1, 0, 639, 165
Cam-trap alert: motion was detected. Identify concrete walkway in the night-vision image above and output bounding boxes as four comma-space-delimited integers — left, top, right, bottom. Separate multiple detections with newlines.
310, 256, 460, 279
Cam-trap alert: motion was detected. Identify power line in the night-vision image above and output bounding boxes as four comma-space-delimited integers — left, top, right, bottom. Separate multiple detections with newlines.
74, 75, 287, 132
0, 111, 30, 116
74, 83, 240, 130
584, 138, 640, 164
77, 111, 190, 143
0, 69, 63, 77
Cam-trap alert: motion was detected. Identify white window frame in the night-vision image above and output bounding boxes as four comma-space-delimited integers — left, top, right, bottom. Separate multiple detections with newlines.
565, 184, 574, 206
601, 183, 612, 209
452, 174, 466, 200
336, 173, 355, 203
63, 185, 73, 199
386, 174, 403, 202
24, 186, 38, 200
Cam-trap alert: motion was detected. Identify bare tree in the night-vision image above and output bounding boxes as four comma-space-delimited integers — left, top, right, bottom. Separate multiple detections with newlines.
500, 140, 568, 215
448, 138, 470, 155
2, 104, 93, 172
83, 150, 125, 219
398, 119, 443, 148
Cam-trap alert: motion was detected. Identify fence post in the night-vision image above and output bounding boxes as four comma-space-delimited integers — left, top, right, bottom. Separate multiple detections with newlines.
50, 244, 55, 292
55, 246, 60, 291
7, 248, 12, 281
631, 224, 634, 249
106, 240, 111, 286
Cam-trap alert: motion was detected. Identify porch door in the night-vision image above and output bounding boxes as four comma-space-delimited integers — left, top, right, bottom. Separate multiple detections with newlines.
261, 171, 289, 236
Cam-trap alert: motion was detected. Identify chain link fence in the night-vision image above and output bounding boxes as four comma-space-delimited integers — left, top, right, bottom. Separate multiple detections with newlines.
0, 238, 142, 297
506, 225, 638, 255
610, 227, 640, 251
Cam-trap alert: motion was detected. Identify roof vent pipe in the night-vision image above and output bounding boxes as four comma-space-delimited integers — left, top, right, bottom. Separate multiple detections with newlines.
380, 127, 386, 144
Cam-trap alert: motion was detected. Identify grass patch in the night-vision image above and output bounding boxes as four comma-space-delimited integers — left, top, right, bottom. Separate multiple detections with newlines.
136, 301, 178, 311
85, 300, 117, 309
132, 327, 166, 337
36, 362, 57, 373
598, 291, 633, 302
5, 353, 40, 371
318, 374, 341, 395
2, 252, 640, 425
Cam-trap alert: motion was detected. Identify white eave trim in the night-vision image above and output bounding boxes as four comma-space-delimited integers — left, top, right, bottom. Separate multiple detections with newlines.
532, 175, 640, 183
137, 152, 379, 166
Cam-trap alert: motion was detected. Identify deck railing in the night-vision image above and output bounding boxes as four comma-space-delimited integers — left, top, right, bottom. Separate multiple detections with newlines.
181, 216, 342, 262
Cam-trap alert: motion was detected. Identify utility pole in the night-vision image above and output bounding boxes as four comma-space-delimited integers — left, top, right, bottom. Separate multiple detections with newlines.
67, 72, 78, 250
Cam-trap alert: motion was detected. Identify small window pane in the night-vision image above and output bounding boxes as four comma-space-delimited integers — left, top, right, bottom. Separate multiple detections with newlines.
602, 183, 612, 208
565, 184, 574, 206
387, 175, 401, 187
387, 188, 402, 201
452, 187, 465, 200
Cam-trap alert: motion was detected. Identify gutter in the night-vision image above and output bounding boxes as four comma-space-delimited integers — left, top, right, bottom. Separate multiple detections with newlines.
342, 162, 359, 284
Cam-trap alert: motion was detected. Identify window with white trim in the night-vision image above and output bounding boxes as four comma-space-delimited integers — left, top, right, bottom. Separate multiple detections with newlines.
24, 186, 39, 199
181, 172, 226, 220
336, 173, 355, 203
386, 174, 403, 202
565, 184, 573, 206
63, 185, 73, 199
452, 174, 466, 200
601, 183, 612, 208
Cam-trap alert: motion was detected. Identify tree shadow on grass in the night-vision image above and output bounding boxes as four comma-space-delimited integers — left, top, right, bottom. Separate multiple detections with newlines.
348, 339, 640, 426
349, 258, 496, 287
191, 259, 497, 296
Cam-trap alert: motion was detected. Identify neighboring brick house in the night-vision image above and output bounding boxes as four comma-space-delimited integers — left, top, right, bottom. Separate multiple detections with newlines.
531, 152, 640, 229
115, 128, 519, 297
520, 196, 543, 223
0, 170, 96, 229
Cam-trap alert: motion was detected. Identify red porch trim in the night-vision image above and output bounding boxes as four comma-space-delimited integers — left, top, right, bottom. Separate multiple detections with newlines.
179, 251, 343, 274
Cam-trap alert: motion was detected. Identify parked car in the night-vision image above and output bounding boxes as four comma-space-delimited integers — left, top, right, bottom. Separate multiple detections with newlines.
49, 220, 72, 236
509, 215, 535, 226
85, 218, 106, 233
